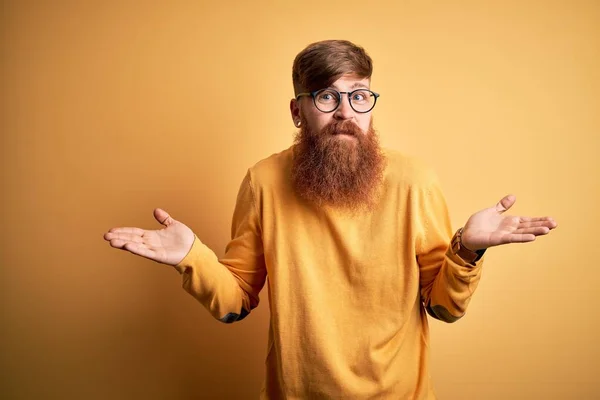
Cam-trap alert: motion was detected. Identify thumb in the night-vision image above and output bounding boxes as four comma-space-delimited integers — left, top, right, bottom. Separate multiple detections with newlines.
495, 194, 516, 213
154, 208, 175, 227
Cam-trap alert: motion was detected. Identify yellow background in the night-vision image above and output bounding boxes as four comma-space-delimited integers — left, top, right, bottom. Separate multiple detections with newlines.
2, 1, 598, 398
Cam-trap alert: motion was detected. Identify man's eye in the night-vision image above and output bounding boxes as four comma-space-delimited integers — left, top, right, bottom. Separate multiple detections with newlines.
317, 92, 337, 102
352, 91, 370, 102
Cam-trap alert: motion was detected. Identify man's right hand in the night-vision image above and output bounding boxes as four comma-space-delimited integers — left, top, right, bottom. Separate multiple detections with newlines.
103, 209, 195, 266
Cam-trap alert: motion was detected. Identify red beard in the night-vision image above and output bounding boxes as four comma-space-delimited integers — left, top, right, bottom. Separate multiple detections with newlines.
291, 116, 386, 213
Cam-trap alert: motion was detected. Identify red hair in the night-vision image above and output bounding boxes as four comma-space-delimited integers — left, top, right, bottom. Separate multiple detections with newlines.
292, 40, 373, 96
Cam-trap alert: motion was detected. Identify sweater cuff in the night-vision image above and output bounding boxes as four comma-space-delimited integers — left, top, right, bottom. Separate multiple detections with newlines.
174, 235, 214, 273
446, 247, 484, 275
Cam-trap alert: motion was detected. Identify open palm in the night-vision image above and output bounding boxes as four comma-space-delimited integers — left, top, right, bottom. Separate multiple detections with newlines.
103, 209, 194, 266
461, 195, 557, 251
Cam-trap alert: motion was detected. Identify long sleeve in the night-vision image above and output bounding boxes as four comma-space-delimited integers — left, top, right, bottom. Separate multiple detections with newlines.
174, 170, 267, 323
414, 172, 484, 323
205, 146, 470, 398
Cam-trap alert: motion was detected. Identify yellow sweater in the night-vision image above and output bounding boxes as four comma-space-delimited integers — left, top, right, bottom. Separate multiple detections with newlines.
175, 146, 484, 399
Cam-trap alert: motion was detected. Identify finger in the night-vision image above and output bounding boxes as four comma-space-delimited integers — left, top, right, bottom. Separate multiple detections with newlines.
516, 220, 554, 229
108, 239, 133, 249
505, 233, 536, 243
518, 216, 555, 222
106, 227, 146, 236
495, 194, 516, 213
517, 219, 558, 230
514, 226, 550, 236
104, 232, 145, 243
154, 208, 175, 227
518, 217, 558, 229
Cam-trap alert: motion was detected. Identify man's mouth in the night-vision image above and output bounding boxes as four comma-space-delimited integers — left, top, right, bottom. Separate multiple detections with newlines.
334, 131, 357, 138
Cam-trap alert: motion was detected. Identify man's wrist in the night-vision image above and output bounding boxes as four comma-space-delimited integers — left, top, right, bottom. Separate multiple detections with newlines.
451, 228, 486, 265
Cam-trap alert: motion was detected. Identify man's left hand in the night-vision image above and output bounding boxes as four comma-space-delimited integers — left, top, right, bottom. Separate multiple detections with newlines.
461, 195, 557, 251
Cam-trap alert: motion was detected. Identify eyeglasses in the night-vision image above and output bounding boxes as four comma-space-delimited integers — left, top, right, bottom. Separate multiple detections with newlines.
296, 88, 380, 113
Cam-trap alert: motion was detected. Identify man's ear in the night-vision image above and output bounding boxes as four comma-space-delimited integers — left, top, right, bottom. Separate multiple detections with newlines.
290, 98, 301, 126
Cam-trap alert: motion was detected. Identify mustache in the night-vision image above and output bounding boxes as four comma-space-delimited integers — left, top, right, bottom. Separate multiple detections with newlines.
321, 120, 362, 137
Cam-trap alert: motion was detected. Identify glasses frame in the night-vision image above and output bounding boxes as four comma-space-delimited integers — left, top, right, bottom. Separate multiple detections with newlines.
296, 88, 380, 114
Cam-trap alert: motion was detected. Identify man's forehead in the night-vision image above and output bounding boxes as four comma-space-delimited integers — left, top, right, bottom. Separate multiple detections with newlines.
330, 74, 371, 90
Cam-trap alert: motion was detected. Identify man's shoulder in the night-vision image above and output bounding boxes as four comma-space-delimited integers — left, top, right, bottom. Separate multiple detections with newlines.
383, 148, 439, 187
246, 145, 294, 186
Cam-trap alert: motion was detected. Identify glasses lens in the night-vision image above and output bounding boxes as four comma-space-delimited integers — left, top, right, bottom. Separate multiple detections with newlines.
350, 90, 376, 113
314, 89, 340, 112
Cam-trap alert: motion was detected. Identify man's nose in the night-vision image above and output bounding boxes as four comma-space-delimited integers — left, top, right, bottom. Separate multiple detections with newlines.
334, 94, 354, 120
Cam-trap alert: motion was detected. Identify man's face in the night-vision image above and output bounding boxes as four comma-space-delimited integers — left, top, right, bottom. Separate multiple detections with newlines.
289, 74, 385, 212
290, 74, 373, 136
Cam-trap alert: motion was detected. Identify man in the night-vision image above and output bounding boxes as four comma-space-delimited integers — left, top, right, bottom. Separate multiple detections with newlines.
104, 40, 557, 399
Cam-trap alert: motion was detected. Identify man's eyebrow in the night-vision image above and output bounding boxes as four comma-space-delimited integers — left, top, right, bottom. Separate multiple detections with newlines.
349, 82, 369, 89
330, 82, 370, 91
